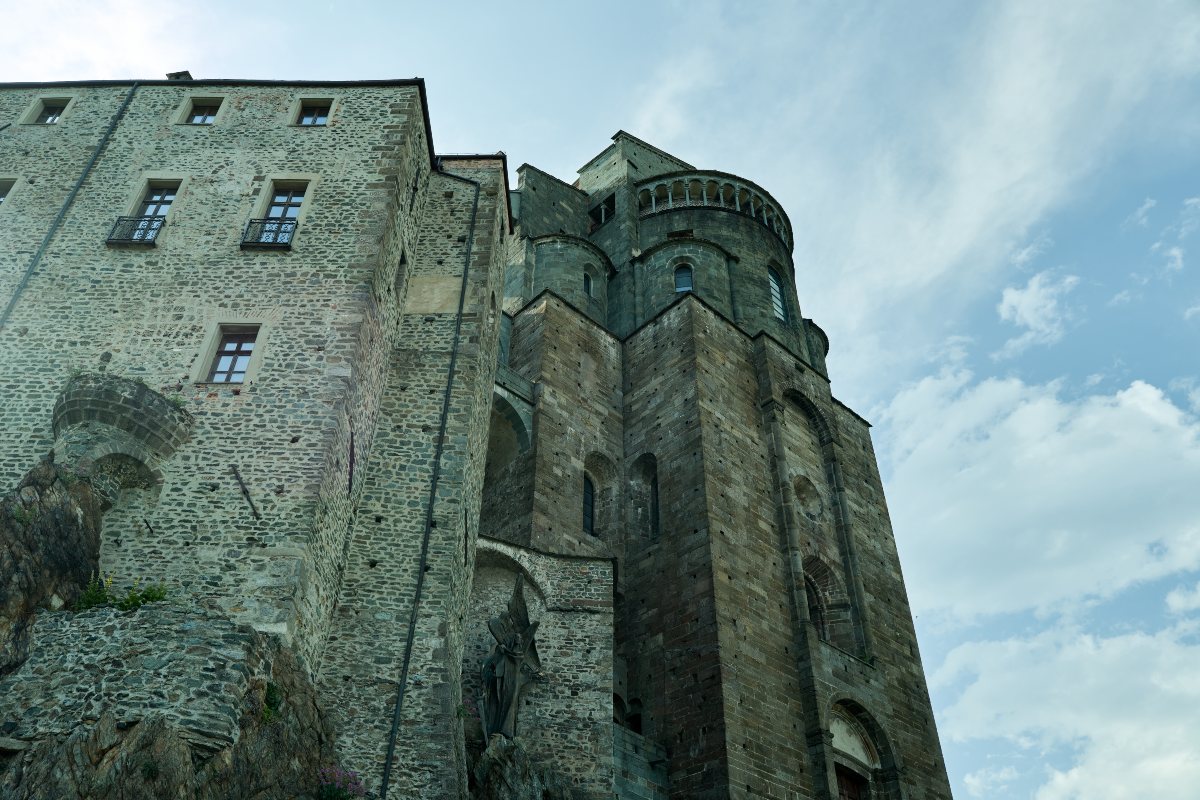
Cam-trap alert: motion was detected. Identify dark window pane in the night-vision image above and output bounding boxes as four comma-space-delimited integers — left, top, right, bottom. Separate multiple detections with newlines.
674, 265, 693, 293
583, 475, 596, 535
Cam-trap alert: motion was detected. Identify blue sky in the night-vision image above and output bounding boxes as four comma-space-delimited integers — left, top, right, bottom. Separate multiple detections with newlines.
3, 1, 1199, 797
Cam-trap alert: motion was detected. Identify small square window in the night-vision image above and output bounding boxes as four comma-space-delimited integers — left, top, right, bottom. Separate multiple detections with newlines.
187, 101, 220, 125
207, 327, 259, 383
35, 100, 68, 124
296, 103, 330, 126
0, 180, 14, 206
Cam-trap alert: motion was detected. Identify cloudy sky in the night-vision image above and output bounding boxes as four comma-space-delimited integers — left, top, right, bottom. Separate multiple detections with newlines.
3, 1, 1198, 796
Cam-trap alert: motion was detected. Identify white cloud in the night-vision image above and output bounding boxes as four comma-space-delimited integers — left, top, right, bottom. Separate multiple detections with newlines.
1164, 245, 1186, 273
1011, 234, 1052, 268
1185, 305, 1200, 320
994, 271, 1080, 358
0, 1, 205, 81
934, 622, 1200, 800
1168, 377, 1200, 414
881, 372, 1200, 620
1122, 197, 1157, 229
1107, 289, 1136, 306
1166, 580, 1200, 613
1179, 197, 1200, 240
963, 765, 1019, 798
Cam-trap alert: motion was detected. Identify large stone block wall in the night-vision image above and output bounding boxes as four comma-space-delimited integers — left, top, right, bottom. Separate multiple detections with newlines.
686, 302, 813, 799
620, 300, 731, 799
511, 166, 589, 241
613, 726, 669, 800
634, 208, 804, 353
507, 294, 623, 559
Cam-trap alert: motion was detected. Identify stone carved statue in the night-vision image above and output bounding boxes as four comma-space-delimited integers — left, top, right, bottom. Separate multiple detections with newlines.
481, 574, 541, 740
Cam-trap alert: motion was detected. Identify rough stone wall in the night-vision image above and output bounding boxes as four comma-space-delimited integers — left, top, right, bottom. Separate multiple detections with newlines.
316, 159, 509, 798
0, 607, 335, 800
0, 81, 430, 669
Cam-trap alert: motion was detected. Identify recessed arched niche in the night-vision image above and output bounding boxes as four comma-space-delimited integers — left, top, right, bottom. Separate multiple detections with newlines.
793, 474, 823, 523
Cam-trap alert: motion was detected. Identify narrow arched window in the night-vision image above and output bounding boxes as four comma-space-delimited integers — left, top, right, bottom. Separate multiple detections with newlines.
583, 272, 593, 297
674, 264, 693, 293
583, 474, 596, 536
769, 267, 788, 321
649, 472, 660, 538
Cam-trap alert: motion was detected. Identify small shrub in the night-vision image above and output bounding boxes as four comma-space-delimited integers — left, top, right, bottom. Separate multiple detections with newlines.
261, 681, 283, 723
75, 574, 115, 611
317, 765, 366, 799
141, 759, 159, 780
73, 574, 167, 612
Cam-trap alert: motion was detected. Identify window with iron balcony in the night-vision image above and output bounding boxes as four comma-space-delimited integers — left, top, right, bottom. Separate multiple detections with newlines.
242, 183, 306, 248
108, 183, 178, 245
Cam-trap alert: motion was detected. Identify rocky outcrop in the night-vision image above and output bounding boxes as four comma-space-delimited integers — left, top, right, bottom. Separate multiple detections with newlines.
471, 736, 573, 800
0, 458, 105, 675
0, 611, 335, 800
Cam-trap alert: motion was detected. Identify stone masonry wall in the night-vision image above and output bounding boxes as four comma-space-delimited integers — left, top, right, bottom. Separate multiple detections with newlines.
316, 159, 509, 798
0, 81, 430, 670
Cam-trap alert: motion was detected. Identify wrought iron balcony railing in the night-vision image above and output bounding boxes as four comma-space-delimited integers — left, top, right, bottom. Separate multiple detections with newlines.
107, 216, 165, 245
241, 218, 298, 249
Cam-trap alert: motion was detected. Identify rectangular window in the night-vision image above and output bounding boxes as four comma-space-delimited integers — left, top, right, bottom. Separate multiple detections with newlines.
138, 184, 177, 217
0, 180, 14, 205
242, 181, 307, 248
187, 101, 219, 125
35, 102, 67, 124
108, 182, 179, 245
296, 103, 330, 126
207, 327, 258, 383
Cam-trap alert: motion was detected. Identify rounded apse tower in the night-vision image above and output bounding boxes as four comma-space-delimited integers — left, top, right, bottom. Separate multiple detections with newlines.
481, 132, 951, 800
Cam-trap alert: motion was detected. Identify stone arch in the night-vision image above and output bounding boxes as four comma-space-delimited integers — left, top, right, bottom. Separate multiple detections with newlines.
782, 388, 835, 447
53, 374, 192, 465
480, 391, 533, 546
803, 555, 854, 651
583, 451, 618, 540
485, 393, 530, 482
827, 698, 902, 799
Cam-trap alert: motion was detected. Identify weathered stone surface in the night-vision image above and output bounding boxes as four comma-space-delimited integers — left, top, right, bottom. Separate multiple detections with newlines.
0, 459, 104, 675
0, 612, 334, 800
471, 736, 572, 800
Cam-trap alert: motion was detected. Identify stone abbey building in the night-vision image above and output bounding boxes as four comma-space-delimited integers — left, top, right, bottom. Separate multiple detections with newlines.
0, 77, 952, 800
